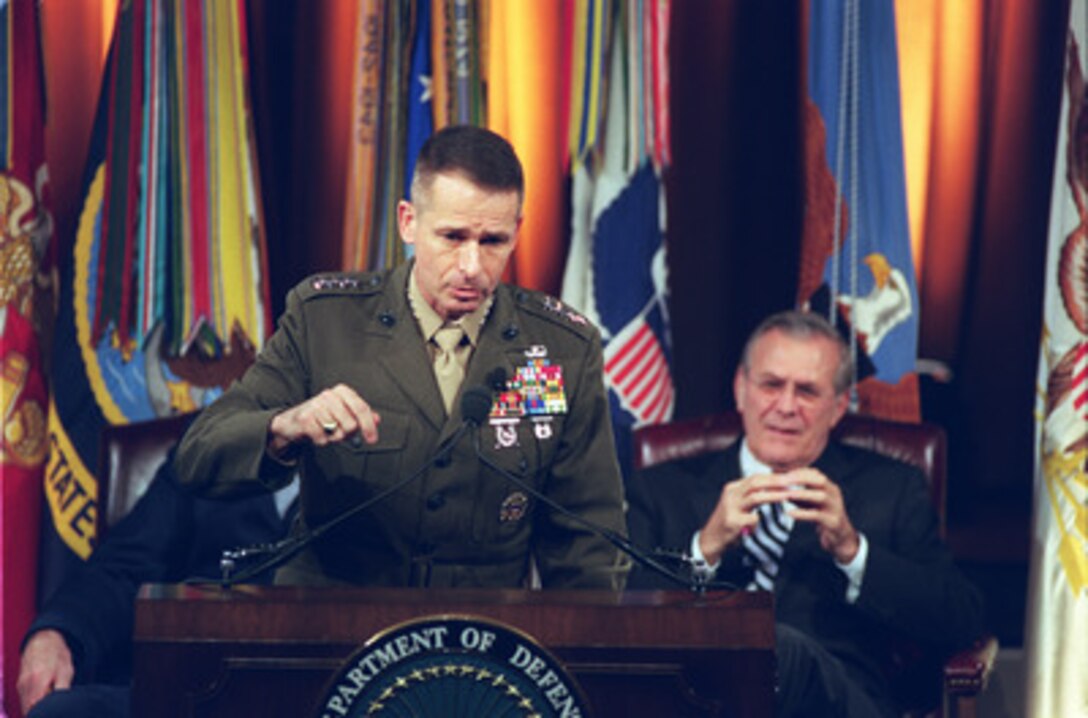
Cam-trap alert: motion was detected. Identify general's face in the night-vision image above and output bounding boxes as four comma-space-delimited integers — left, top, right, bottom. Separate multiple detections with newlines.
398, 172, 521, 321
734, 329, 848, 472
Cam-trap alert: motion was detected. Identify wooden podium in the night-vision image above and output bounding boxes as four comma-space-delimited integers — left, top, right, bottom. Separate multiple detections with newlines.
133, 585, 774, 717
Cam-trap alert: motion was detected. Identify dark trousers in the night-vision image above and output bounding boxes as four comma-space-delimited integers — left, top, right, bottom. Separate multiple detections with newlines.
25, 685, 129, 718
775, 623, 896, 718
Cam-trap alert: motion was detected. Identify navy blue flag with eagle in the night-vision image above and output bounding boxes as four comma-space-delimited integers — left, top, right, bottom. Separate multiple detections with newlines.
799, 0, 920, 421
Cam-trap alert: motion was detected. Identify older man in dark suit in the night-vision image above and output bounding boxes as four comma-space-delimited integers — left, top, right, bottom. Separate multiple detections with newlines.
626, 310, 985, 717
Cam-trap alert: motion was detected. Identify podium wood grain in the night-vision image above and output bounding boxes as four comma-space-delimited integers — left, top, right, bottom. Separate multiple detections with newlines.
133, 585, 774, 717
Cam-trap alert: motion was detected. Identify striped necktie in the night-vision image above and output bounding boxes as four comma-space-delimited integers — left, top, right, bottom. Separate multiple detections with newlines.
742, 501, 791, 591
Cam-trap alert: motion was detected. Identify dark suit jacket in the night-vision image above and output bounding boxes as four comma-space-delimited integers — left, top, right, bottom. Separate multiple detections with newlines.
176, 260, 627, 590
27, 455, 290, 685
626, 439, 986, 709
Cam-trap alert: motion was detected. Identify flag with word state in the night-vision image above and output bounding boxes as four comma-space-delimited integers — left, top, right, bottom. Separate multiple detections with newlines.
39, 0, 270, 607
0, 1, 53, 714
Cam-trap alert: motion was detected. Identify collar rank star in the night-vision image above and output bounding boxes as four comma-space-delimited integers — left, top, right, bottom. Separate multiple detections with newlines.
541, 295, 588, 326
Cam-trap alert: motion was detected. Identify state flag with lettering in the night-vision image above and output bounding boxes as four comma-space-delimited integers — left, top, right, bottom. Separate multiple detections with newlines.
39, 0, 270, 604
1023, 2, 1088, 713
0, 1, 53, 714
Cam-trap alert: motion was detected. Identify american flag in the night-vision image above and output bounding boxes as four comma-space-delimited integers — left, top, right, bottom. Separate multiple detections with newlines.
604, 316, 675, 427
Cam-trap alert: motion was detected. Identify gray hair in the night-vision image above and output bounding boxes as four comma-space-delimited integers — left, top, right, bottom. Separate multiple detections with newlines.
740, 310, 853, 395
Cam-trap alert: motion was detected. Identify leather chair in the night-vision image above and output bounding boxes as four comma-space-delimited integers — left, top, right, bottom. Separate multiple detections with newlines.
97, 412, 197, 536
632, 411, 997, 718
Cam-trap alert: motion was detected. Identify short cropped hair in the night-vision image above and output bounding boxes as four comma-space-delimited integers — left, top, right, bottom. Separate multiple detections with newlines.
410, 125, 524, 211
740, 310, 854, 395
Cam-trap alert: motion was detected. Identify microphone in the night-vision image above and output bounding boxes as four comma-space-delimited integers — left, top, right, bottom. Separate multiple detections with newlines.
216, 394, 489, 587
486, 366, 508, 392
461, 385, 493, 424
467, 388, 735, 593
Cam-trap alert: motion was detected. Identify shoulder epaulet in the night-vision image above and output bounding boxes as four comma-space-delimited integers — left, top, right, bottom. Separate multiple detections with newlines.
297, 271, 384, 301
513, 287, 597, 339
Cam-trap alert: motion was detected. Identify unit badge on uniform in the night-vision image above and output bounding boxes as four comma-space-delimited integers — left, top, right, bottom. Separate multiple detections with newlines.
532, 418, 553, 440
499, 491, 530, 522
493, 420, 519, 449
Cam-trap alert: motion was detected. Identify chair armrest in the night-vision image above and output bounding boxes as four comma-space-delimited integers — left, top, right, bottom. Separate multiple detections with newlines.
944, 634, 998, 696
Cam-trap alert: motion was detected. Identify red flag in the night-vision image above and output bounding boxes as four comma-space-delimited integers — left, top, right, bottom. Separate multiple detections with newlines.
1, 2, 53, 715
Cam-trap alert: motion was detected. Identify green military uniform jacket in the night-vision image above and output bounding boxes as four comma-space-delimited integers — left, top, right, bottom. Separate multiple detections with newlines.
176, 261, 628, 589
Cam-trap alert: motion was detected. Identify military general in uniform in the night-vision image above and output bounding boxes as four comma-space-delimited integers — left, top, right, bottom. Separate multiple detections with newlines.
176, 125, 628, 590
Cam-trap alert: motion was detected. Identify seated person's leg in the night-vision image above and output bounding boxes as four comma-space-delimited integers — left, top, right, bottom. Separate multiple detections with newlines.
775, 623, 892, 718
26, 685, 130, 718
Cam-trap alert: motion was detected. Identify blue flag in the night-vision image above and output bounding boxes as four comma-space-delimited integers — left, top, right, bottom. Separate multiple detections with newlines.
801, 0, 920, 419
561, 3, 674, 479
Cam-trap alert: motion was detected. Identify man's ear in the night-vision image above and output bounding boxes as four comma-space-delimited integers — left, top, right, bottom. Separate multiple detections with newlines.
733, 367, 747, 407
397, 200, 416, 245
830, 390, 849, 426
510, 214, 524, 250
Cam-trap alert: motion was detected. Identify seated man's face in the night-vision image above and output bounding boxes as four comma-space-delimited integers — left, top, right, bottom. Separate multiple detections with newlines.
734, 329, 848, 472
398, 171, 521, 321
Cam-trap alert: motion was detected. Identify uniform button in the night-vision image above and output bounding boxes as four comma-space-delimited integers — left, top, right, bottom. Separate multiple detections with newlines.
518, 457, 529, 473
502, 324, 519, 340
378, 312, 396, 327
434, 452, 451, 468
350, 435, 363, 449
426, 492, 446, 511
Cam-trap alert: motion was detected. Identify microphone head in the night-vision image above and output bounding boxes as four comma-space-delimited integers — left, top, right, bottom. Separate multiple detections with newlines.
486, 366, 508, 391
460, 386, 493, 426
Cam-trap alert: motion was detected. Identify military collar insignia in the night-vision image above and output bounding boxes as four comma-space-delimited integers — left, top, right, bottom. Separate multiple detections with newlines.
541, 295, 588, 326
310, 274, 382, 292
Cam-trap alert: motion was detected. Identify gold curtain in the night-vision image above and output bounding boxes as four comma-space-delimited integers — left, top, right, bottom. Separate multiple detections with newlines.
897, 1, 1055, 360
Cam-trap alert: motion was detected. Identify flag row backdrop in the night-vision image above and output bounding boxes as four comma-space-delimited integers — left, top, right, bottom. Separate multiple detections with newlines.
38, 0, 271, 612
